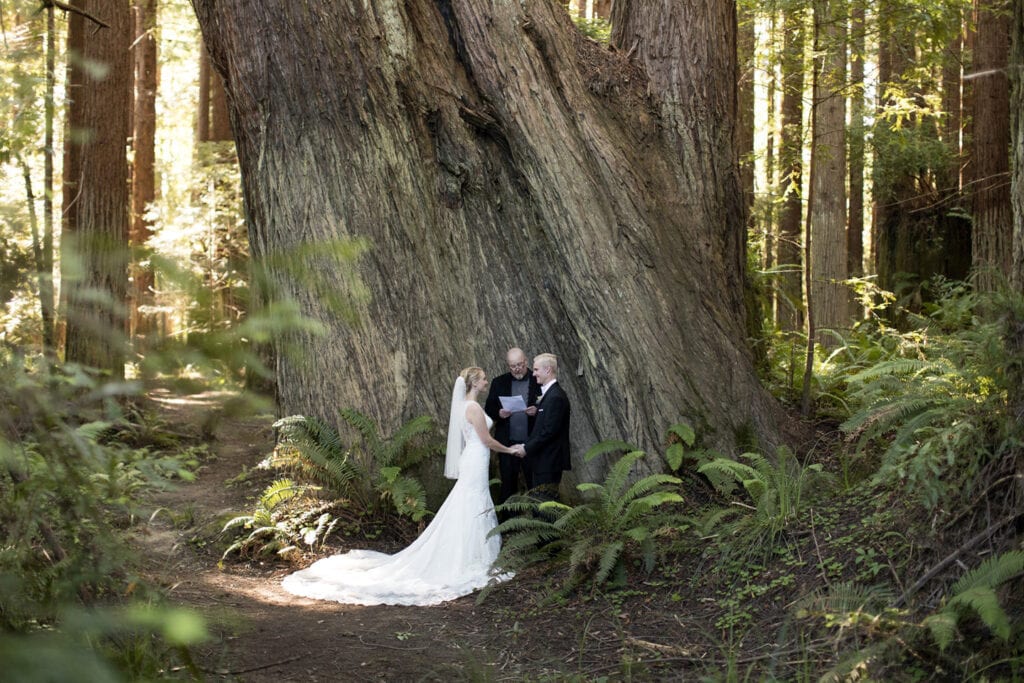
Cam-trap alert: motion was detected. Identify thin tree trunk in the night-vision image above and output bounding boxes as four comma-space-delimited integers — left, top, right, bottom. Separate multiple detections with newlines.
131, 0, 158, 344
209, 68, 232, 142
971, 0, 1012, 292
1012, 0, 1024, 290
940, 16, 964, 195
809, 0, 848, 343
192, 0, 791, 479
737, 3, 756, 228
763, 11, 777, 274
40, 3, 57, 353
197, 45, 211, 143
848, 1, 865, 294
777, 7, 805, 332
61, 0, 132, 376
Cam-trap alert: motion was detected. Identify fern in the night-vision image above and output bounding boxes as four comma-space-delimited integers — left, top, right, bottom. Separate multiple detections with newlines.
492, 442, 682, 597
921, 551, 1024, 650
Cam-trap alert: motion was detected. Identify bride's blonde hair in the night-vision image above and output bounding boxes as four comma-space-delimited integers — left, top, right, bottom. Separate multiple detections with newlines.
460, 366, 484, 393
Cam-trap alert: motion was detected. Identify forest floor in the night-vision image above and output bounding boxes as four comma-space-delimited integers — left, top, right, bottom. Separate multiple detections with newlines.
129, 386, 828, 682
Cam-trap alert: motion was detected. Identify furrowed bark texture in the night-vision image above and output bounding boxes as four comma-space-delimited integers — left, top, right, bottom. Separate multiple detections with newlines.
1013, 0, 1024, 290
192, 0, 787, 483
971, 0, 1012, 292
62, 0, 131, 375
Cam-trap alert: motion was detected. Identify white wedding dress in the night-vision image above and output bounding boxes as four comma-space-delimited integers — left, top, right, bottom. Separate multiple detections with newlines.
281, 410, 510, 606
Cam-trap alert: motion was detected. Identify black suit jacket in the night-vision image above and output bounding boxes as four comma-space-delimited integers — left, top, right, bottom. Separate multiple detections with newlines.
523, 381, 571, 479
484, 372, 542, 446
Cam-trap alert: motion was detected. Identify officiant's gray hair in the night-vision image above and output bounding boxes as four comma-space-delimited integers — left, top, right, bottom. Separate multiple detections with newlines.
534, 353, 558, 374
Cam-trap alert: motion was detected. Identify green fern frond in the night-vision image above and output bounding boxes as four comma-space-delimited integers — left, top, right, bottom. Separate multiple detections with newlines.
615, 474, 683, 516
622, 492, 684, 522
951, 550, 1024, 595
698, 458, 761, 487
593, 541, 624, 585
666, 422, 696, 447
381, 415, 433, 466
947, 586, 1011, 641
923, 612, 958, 651
338, 408, 383, 457
584, 439, 635, 462
259, 478, 301, 510
602, 450, 646, 499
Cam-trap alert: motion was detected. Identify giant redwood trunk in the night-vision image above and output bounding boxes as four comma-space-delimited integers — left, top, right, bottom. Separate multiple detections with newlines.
191, 0, 788, 482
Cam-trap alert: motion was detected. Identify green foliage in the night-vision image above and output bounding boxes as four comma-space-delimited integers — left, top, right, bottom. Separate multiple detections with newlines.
572, 16, 611, 43
221, 478, 342, 558
491, 443, 682, 598
0, 354, 207, 678
697, 447, 833, 541
838, 284, 1021, 508
924, 551, 1024, 649
273, 409, 437, 521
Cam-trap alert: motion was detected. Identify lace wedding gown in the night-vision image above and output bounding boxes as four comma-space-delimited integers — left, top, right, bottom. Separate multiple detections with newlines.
281, 411, 510, 605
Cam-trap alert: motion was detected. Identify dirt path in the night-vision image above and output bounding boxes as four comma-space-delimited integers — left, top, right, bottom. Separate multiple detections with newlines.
130, 389, 609, 682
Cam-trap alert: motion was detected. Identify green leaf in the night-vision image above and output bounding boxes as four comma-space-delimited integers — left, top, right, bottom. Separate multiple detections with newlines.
584, 439, 635, 462
667, 422, 695, 447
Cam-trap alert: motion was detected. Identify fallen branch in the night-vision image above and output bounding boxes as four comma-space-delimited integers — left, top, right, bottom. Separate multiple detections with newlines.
204, 654, 302, 676
41, 0, 110, 29
896, 512, 1023, 607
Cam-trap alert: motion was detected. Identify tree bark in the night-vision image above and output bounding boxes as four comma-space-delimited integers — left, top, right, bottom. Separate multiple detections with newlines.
61, 0, 132, 375
40, 2, 57, 353
848, 1, 865, 289
971, 0, 1012, 292
197, 45, 210, 143
130, 0, 158, 344
191, 0, 790, 482
777, 7, 805, 331
1013, 0, 1024, 290
809, 0, 848, 343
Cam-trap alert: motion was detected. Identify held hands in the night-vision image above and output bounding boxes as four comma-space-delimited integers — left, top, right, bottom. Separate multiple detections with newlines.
510, 443, 526, 458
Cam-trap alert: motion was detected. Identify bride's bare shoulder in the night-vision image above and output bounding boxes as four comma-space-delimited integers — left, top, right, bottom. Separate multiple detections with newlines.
465, 402, 483, 416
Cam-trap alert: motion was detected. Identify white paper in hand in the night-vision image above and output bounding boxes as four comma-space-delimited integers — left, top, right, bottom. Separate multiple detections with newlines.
498, 395, 527, 412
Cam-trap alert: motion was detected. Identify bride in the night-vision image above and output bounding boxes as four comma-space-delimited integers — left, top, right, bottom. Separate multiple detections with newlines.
281, 367, 517, 606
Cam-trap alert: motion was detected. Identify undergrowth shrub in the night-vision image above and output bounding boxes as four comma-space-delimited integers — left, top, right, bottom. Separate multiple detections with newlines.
489, 440, 682, 600
272, 409, 438, 521
833, 282, 1023, 509
0, 353, 207, 678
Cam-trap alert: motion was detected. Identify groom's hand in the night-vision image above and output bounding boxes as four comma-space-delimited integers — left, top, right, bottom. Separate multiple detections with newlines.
512, 444, 526, 458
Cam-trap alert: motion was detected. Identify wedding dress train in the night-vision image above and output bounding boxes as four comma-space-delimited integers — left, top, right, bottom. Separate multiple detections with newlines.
281, 412, 510, 606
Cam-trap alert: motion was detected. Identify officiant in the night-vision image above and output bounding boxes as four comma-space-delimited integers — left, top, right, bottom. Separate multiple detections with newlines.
484, 347, 542, 507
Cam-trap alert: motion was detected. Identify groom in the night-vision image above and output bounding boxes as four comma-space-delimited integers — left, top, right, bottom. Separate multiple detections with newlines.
512, 353, 571, 503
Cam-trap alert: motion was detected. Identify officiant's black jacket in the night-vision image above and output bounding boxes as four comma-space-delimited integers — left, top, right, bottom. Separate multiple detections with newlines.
484, 372, 542, 446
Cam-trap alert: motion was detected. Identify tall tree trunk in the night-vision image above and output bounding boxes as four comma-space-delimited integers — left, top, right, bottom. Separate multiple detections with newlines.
737, 2, 756, 227
197, 45, 211, 143
191, 0, 790, 480
971, 0, 1012, 292
777, 6, 805, 331
940, 16, 964, 195
40, 2, 57, 352
809, 0, 848, 342
209, 68, 232, 142
1012, 0, 1024, 290
61, 1, 132, 375
131, 0, 158, 345
848, 1, 865, 291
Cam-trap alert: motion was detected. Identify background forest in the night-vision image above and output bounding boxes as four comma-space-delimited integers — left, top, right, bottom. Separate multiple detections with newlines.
1, 0, 1023, 680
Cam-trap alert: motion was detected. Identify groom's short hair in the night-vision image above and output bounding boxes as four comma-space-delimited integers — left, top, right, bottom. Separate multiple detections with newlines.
534, 353, 558, 375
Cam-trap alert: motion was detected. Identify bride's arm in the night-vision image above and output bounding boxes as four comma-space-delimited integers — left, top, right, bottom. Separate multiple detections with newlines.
466, 403, 515, 454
